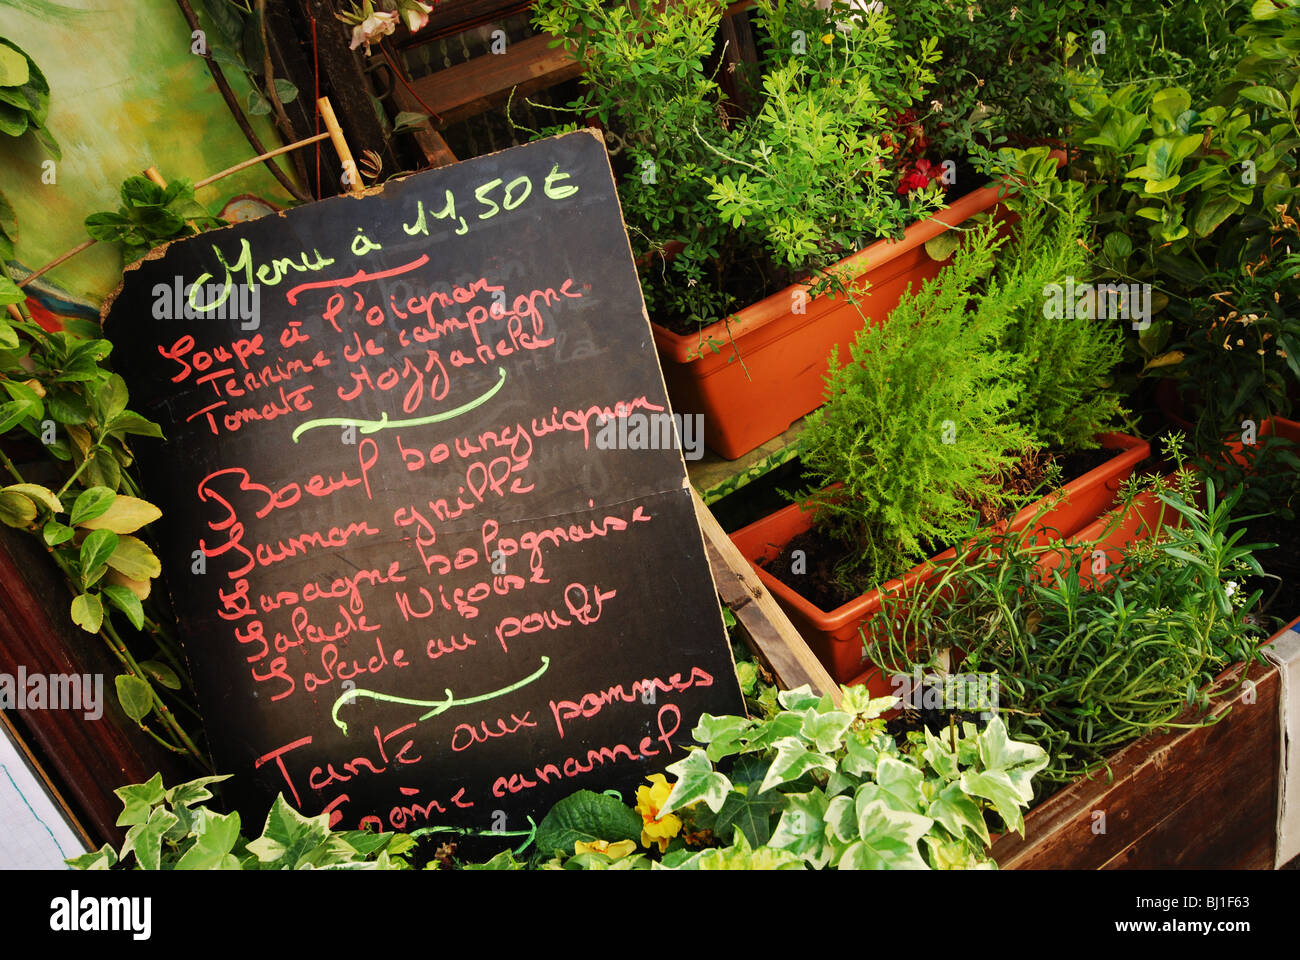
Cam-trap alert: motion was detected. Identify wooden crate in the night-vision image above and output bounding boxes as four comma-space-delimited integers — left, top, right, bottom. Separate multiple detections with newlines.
698, 489, 1287, 868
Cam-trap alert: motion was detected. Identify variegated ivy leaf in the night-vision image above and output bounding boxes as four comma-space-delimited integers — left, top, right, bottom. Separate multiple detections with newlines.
960, 768, 1034, 837
839, 731, 884, 780
759, 736, 835, 793
114, 772, 165, 827
741, 710, 803, 753
245, 794, 331, 867
65, 843, 119, 870
174, 808, 242, 870
799, 707, 853, 753
873, 755, 927, 812
923, 832, 994, 870
776, 685, 820, 712
691, 712, 754, 762
928, 780, 991, 846
661, 747, 732, 815
165, 774, 232, 808
975, 716, 1049, 804
921, 725, 961, 781
768, 788, 833, 868
837, 799, 932, 870
120, 805, 179, 871
840, 685, 898, 720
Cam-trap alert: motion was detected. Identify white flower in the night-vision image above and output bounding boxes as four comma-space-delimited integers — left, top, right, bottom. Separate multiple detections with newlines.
350, 10, 398, 53
397, 0, 433, 33
1225, 580, 1238, 597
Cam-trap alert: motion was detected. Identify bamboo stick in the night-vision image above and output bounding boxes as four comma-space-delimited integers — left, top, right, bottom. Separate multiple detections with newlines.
18, 131, 340, 289
318, 96, 364, 198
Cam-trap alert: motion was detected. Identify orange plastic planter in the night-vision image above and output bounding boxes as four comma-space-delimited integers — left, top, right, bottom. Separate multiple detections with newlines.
729, 433, 1150, 687
653, 152, 1066, 460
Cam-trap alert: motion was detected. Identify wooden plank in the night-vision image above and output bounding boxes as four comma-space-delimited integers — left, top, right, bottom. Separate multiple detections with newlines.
389, 76, 459, 168
991, 659, 1279, 869
407, 33, 584, 128
691, 487, 841, 703
404, 1, 759, 128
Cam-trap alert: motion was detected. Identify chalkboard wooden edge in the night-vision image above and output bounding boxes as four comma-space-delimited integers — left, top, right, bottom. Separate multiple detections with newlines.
691, 487, 841, 703
98, 128, 614, 328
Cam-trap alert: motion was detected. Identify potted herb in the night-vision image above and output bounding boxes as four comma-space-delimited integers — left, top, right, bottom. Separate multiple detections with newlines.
532, 0, 1044, 458
732, 192, 1146, 684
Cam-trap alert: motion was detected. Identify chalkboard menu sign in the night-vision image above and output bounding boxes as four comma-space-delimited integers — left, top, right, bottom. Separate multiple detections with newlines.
102, 130, 743, 833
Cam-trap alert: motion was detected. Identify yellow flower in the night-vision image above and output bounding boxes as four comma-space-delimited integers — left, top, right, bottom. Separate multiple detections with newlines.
635, 774, 683, 853
821, 33, 833, 44
573, 838, 637, 860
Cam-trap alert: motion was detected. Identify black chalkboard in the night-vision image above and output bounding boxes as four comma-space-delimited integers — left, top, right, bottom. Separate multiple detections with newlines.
102, 129, 743, 834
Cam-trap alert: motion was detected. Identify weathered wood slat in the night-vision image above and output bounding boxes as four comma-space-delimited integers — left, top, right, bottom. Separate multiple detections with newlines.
407, 33, 585, 129
691, 487, 840, 703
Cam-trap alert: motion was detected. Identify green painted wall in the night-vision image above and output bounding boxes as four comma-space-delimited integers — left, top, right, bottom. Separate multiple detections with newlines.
1, 0, 298, 308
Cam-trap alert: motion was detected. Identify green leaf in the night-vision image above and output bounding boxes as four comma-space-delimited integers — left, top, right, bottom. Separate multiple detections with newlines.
1239, 85, 1288, 113
798, 708, 853, 754
165, 774, 231, 807
0, 276, 23, 307
106, 534, 161, 580
106, 410, 164, 439
392, 110, 429, 133
2, 482, 60, 514
838, 797, 932, 870
1193, 195, 1241, 236
175, 809, 243, 869
711, 784, 782, 848
115, 673, 154, 721
874, 755, 928, 812
661, 748, 732, 815
66, 843, 119, 870
80, 528, 118, 583
120, 805, 179, 870
79, 494, 161, 534
246, 794, 332, 867
246, 88, 270, 116
42, 520, 74, 546
0, 44, 29, 87
0, 489, 35, 527
0, 101, 29, 137
101, 585, 146, 630
70, 592, 103, 632
760, 737, 835, 793
928, 780, 991, 845
767, 788, 832, 867
70, 486, 115, 526
1150, 87, 1191, 124
533, 789, 642, 858
114, 773, 166, 826
691, 712, 753, 761
272, 77, 298, 103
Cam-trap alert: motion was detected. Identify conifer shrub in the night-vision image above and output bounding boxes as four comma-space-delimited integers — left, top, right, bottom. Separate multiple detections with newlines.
794, 219, 1036, 597
994, 186, 1126, 453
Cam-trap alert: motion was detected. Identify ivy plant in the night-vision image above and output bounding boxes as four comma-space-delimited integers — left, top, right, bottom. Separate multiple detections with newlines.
68, 774, 414, 870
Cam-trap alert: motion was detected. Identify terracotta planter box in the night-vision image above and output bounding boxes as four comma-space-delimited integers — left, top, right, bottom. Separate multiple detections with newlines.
652, 153, 1065, 460
729, 433, 1150, 686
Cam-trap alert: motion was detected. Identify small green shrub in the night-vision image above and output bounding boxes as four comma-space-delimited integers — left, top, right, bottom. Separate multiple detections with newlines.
995, 184, 1126, 452
795, 218, 1035, 596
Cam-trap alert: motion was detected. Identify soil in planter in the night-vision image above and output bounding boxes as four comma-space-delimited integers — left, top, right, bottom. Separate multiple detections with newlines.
761, 445, 1121, 611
